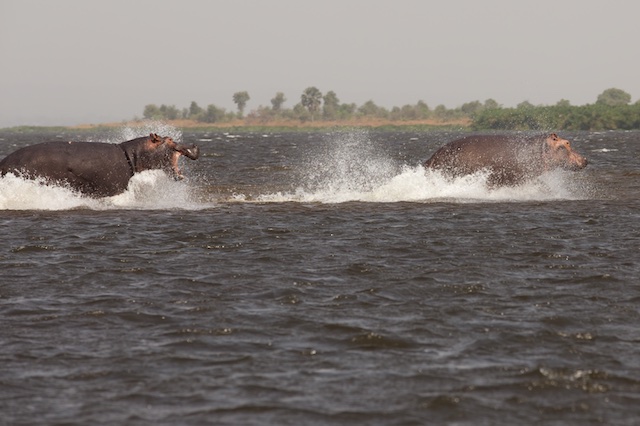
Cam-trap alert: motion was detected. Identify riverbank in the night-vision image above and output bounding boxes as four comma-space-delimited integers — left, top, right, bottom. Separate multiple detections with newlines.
1, 117, 471, 133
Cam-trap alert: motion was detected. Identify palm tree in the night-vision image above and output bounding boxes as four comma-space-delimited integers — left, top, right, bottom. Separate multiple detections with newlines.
301, 87, 322, 121
232, 91, 250, 117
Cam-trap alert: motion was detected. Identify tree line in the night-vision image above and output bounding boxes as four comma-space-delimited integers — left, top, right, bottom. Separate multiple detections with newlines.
140, 87, 639, 131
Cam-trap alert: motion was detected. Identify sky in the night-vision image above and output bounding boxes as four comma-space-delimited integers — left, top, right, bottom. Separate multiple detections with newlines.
2, 0, 639, 127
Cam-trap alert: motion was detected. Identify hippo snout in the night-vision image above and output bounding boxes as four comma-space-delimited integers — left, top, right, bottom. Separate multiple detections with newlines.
580, 157, 588, 168
570, 154, 588, 170
182, 145, 200, 160
169, 143, 200, 180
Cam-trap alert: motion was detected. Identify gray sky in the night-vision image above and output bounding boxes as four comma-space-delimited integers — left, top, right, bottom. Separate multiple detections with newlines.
2, 0, 639, 127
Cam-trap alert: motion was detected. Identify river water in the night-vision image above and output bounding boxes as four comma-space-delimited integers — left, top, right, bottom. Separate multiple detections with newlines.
1, 126, 639, 425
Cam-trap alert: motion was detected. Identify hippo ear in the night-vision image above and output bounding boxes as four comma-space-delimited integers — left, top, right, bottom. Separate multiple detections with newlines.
550, 133, 559, 140
150, 133, 161, 143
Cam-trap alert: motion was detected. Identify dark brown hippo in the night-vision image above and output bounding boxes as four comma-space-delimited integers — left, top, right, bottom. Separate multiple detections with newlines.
0, 133, 200, 197
423, 133, 588, 186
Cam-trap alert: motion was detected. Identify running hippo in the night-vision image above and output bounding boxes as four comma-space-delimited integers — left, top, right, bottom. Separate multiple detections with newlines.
423, 133, 588, 186
0, 133, 200, 197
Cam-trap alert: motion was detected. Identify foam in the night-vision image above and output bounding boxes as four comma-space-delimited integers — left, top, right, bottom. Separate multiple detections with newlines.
0, 171, 208, 211
110, 121, 185, 144
0, 173, 101, 210
255, 166, 591, 204
254, 131, 592, 204
0, 128, 591, 210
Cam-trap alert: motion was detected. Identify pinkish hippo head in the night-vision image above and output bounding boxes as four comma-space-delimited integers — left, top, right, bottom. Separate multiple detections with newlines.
543, 133, 588, 171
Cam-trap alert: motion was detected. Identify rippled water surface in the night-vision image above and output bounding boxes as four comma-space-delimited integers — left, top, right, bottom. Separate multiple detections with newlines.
1, 128, 639, 425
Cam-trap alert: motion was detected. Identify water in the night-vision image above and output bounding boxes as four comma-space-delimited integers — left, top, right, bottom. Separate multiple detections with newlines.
1, 128, 639, 425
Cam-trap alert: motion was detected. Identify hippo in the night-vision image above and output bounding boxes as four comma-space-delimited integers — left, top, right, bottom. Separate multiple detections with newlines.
0, 133, 200, 197
423, 133, 588, 186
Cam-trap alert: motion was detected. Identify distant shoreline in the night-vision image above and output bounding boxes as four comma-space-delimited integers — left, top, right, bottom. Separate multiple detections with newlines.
1, 118, 471, 133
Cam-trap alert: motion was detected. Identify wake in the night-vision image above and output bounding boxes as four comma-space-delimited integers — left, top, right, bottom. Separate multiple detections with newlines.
0, 127, 591, 210
255, 131, 592, 203
256, 166, 591, 204
0, 171, 208, 211
0, 122, 210, 211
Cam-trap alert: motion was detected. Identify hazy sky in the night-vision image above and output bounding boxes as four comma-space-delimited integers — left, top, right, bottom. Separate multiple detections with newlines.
2, 0, 639, 127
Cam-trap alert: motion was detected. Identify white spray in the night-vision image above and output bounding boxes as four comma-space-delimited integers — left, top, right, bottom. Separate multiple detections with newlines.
257, 131, 591, 203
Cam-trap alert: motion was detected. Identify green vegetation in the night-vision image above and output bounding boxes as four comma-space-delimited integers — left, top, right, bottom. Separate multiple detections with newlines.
135, 87, 639, 131
300, 86, 323, 121
0, 126, 71, 133
232, 91, 250, 117
596, 88, 632, 106
141, 89, 464, 125
3, 88, 638, 133
472, 102, 640, 131
4, 88, 639, 133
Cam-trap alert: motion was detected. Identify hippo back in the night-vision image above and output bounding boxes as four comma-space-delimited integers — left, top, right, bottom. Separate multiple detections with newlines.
0, 141, 133, 196
1, 133, 200, 197
423, 134, 554, 186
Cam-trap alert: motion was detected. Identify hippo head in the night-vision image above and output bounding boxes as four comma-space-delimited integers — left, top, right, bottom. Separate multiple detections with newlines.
124, 133, 200, 179
542, 133, 588, 171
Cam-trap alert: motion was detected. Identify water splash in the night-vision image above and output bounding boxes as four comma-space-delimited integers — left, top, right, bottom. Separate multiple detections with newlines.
0, 127, 592, 209
257, 166, 591, 203
263, 131, 401, 203
0, 122, 209, 211
0, 171, 208, 211
255, 131, 592, 203
0, 173, 100, 210
103, 171, 208, 210
105, 120, 185, 144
